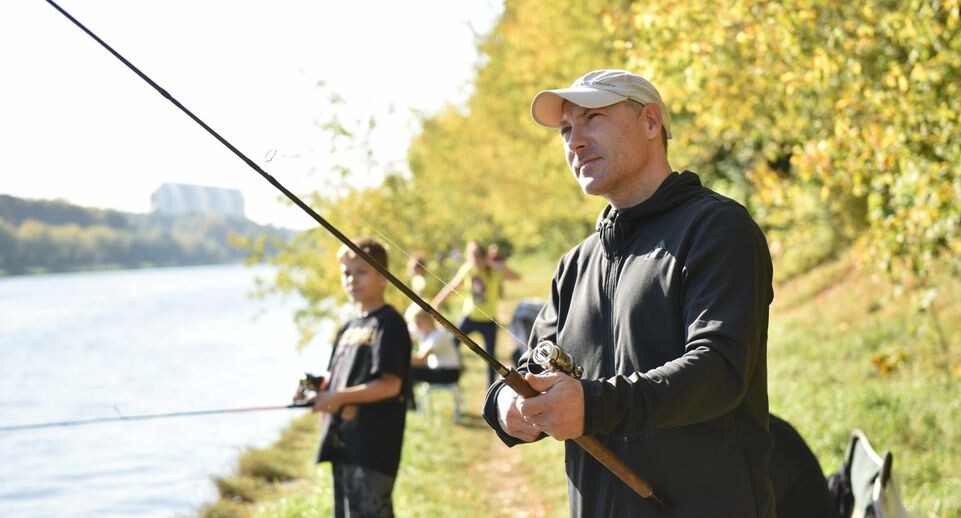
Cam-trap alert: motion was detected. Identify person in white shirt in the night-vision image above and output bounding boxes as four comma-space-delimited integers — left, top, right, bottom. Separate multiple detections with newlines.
406, 307, 461, 384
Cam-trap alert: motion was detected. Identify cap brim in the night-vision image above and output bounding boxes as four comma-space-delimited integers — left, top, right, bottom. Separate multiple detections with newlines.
530, 87, 627, 128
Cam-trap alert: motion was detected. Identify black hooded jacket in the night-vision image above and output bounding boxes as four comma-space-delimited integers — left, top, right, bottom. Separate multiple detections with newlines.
484, 171, 775, 517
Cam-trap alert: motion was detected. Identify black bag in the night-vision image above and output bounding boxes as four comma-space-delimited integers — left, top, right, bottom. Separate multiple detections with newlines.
768, 415, 837, 518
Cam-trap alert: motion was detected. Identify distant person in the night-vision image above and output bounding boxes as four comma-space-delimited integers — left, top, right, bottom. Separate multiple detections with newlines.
507, 298, 545, 367
407, 253, 429, 298
488, 243, 508, 295
446, 246, 462, 265
406, 307, 461, 385
488, 243, 505, 269
433, 240, 520, 387
293, 238, 411, 518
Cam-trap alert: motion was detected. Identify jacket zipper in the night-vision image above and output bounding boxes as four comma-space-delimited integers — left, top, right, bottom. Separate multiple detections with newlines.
605, 253, 619, 377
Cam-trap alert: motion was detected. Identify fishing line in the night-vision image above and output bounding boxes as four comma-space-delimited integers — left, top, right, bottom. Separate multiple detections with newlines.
0, 403, 310, 433
42, 3, 669, 507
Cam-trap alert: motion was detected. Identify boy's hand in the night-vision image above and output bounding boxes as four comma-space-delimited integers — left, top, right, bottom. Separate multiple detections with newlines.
313, 391, 343, 414
292, 389, 308, 404
292, 374, 328, 405
516, 372, 585, 441
292, 386, 313, 405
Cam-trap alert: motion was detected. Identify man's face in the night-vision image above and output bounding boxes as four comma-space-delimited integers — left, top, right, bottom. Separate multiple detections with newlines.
340, 255, 385, 305
558, 100, 650, 205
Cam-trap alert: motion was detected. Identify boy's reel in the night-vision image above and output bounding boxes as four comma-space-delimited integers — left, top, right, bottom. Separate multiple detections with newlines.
293, 373, 326, 403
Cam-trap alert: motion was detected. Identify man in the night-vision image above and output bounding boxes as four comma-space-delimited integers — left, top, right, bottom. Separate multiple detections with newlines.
483, 69, 775, 517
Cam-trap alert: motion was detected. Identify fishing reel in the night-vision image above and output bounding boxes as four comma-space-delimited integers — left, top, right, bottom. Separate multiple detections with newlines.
293, 372, 326, 404
531, 340, 583, 379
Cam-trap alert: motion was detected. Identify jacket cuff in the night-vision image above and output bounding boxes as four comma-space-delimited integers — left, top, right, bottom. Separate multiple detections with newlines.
580, 379, 598, 435
483, 380, 525, 447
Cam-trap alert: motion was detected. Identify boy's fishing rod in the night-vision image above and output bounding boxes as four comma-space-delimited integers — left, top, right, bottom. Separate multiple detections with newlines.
0, 403, 311, 432
44, 1, 671, 511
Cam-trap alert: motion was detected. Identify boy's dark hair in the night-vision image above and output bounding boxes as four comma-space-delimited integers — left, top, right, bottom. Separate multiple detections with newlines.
337, 238, 389, 270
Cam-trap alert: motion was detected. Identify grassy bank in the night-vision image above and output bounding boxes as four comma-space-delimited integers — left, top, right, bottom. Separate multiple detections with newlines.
204, 251, 959, 517
767, 254, 961, 515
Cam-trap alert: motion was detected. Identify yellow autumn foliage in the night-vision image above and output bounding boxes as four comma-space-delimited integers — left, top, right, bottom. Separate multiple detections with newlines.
272, 0, 960, 335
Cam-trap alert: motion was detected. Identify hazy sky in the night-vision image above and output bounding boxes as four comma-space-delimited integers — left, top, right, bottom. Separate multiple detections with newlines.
0, 0, 502, 229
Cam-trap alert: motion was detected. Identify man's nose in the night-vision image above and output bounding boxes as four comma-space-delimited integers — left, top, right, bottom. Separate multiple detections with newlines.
567, 124, 588, 150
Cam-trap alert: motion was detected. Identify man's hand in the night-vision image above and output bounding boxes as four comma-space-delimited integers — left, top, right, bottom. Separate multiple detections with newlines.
496, 385, 540, 442
515, 372, 585, 441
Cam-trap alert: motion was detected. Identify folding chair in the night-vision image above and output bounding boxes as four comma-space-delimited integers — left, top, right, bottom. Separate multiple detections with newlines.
827, 429, 916, 518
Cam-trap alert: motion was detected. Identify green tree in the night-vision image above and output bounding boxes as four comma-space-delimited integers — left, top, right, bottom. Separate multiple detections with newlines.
404, 0, 638, 257
607, 0, 960, 282
269, 0, 960, 350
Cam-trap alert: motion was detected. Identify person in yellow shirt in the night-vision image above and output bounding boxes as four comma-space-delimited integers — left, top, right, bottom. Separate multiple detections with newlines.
433, 240, 519, 386
407, 253, 429, 298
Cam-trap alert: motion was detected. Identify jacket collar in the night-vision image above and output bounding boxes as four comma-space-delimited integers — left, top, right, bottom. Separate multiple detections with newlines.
595, 171, 703, 258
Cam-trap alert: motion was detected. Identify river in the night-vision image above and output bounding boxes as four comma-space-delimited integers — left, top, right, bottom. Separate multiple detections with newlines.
0, 264, 328, 517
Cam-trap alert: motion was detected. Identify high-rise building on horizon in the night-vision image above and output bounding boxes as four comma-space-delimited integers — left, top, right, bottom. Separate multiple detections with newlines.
150, 183, 245, 219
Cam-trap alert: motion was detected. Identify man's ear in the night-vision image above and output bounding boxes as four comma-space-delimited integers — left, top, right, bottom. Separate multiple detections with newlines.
644, 104, 664, 140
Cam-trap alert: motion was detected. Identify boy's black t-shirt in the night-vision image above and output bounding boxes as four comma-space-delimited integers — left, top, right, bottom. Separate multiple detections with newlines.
316, 304, 412, 477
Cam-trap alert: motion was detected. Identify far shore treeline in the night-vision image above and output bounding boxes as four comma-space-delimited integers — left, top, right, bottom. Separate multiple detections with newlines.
0, 194, 293, 276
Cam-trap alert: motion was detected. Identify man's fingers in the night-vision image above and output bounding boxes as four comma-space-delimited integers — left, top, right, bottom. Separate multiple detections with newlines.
505, 415, 540, 442
524, 371, 561, 392
514, 373, 585, 441
516, 388, 553, 417
514, 430, 540, 442
518, 372, 562, 416
498, 386, 543, 442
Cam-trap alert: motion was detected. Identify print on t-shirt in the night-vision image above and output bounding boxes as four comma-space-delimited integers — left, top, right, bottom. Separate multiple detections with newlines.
338, 325, 377, 348
471, 275, 486, 304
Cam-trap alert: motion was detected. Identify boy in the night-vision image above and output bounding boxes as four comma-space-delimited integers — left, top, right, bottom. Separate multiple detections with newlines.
298, 238, 412, 518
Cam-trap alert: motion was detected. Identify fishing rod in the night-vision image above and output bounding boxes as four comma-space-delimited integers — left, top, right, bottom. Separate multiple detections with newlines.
44, 1, 671, 511
0, 403, 311, 432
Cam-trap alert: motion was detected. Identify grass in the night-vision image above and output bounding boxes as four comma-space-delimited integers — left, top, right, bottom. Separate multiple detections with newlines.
203, 250, 960, 517
768, 254, 961, 516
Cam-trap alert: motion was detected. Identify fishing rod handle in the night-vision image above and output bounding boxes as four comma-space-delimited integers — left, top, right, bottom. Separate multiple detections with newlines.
501, 369, 673, 513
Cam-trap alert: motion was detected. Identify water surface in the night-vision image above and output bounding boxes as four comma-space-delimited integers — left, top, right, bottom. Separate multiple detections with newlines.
0, 264, 326, 517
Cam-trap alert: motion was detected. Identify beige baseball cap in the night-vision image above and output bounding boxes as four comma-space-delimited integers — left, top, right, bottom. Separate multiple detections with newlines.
530, 69, 672, 138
